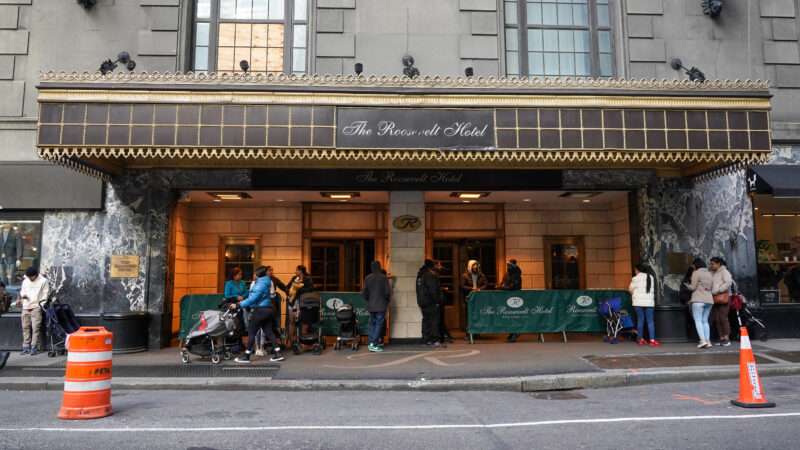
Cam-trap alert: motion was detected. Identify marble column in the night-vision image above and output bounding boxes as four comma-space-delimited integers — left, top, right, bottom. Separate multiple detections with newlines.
387, 191, 425, 339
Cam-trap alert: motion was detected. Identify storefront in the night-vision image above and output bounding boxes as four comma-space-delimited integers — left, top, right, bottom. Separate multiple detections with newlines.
15, 73, 777, 350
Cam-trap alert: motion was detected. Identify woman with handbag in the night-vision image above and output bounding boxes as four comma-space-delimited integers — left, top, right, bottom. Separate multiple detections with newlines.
629, 263, 660, 346
710, 257, 733, 346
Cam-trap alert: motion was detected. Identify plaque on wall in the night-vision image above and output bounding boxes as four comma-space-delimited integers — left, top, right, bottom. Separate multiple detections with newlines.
392, 215, 422, 232
110, 255, 140, 278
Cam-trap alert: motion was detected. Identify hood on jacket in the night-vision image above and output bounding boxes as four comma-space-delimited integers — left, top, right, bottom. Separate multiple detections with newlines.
467, 259, 479, 273
370, 260, 383, 274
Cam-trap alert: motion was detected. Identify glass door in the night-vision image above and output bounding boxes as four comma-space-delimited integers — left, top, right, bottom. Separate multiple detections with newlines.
433, 239, 497, 329
544, 237, 585, 289
311, 240, 375, 292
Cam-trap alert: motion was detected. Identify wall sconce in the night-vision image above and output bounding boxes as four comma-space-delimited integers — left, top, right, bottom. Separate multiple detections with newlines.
99, 51, 136, 75
464, 67, 474, 77
402, 54, 420, 79
77, 0, 97, 9
239, 60, 250, 73
354, 62, 364, 75
702, 0, 722, 18
670, 58, 706, 82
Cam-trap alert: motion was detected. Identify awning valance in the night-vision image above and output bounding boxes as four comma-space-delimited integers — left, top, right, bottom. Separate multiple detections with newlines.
36, 73, 773, 178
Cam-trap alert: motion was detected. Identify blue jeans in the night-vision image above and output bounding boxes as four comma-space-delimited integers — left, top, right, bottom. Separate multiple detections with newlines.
368, 312, 385, 346
691, 303, 713, 342
635, 306, 655, 340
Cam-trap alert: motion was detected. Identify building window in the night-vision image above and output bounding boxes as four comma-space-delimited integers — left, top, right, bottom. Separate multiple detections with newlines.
193, 0, 308, 75
504, 0, 614, 78
0, 216, 43, 298
754, 195, 800, 304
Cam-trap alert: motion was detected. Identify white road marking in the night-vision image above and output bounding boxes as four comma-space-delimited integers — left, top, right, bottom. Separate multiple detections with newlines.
1, 412, 799, 432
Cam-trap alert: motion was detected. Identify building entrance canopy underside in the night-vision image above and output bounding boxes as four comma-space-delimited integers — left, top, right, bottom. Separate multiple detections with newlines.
35, 73, 772, 180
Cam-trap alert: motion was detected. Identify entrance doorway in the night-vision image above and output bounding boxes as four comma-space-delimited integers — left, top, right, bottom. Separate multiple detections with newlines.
433, 239, 497, 330
310, 239, 376, 292
544, 236, 586, 289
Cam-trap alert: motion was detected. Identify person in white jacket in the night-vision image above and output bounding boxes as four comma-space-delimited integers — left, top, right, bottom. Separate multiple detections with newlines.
629, 263, 660, 346
17, 267, 49, 355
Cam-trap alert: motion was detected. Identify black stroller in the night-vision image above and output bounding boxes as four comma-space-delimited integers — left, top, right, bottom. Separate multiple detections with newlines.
40, 298, 80, 357
332, 303, 360, 351
731, 291, 768, 341
181, 303, 244, 364
291, 292, 326, 355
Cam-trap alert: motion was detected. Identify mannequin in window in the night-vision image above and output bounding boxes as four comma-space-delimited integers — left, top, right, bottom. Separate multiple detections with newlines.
0, 224, 23, 286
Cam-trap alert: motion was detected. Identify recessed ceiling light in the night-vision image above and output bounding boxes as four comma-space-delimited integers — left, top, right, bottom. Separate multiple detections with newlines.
462, 200, 471, 203
207, 192, 252, 201
451, 192, 490, 200
276, 199, 285, 202
582, 199, 591, 203
560, 192, 600, 199
212, 199, 221, 203
522, 198, 531, 202
754, 207, 759, 210
321, 192, 360, 200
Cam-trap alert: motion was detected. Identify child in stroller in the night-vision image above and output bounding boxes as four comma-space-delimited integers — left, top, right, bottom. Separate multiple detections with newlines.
40, 297, 80, 357
181, 301, 244, 364
598, 297, 636, 344
291, 291, 325, 355
333, 302, 360, 351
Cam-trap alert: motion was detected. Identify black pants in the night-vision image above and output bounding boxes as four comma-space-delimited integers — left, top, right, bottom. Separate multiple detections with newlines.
421, 305, 441, 343
438, 304, 451, 338
247, 307, 278, 353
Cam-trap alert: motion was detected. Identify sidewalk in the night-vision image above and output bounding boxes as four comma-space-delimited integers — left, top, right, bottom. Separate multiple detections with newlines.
2, 335, 799, 392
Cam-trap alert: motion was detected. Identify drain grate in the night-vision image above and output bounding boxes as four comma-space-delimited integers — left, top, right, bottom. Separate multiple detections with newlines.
530, 391, 587, 400
1, 364, 279, 378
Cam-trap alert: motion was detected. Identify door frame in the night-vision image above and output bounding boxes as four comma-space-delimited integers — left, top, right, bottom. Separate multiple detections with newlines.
217, 236, 262, 291
543, 236, 586, 290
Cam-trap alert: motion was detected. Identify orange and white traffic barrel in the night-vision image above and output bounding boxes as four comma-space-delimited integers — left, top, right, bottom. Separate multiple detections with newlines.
58, 326, 113, 420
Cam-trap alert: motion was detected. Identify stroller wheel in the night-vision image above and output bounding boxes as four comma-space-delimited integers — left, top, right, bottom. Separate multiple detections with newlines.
47, 351, 56, 358
211, 353, 222, 364
223, 351, 233, 361
180, 351, 190, 364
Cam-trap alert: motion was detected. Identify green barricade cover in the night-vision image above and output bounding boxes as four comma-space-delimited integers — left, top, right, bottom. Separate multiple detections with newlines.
467, 290, 632, 334
320, 292, 370, 336
179, 294, 225, 340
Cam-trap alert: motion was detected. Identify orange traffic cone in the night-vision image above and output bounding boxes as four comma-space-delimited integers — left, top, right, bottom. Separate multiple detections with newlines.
58, 327, 114, 420
731, 326, 775, 408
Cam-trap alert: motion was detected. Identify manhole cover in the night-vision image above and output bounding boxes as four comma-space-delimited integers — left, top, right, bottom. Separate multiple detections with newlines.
530, 391, 587, 400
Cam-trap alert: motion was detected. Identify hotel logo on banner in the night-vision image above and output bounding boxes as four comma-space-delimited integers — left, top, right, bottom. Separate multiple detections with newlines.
567, 296, 595, 315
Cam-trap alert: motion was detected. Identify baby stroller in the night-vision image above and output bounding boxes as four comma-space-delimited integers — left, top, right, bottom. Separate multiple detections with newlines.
181, 303, 243, 364
39, 298, 80, 357
731, 292, 768, 342
291, 292, 326, 355
597, 297, 636, 344
332, 303, 360, 351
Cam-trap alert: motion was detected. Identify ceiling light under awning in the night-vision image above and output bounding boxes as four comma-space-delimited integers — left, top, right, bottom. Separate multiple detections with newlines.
207, 192, 252, 201
321, 192, 361, 200
451, 192, 490, 200
560, 192, 601, 199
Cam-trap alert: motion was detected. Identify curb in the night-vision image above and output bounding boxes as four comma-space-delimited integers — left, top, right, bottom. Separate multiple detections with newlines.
1, 364, 799, 392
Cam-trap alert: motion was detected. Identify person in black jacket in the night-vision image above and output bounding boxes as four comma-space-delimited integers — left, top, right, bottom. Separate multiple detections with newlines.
417, 259, 443, 346
361, 261, 392, 352
434, 260, 453, 343
500, 260, 523, 342
0, 282, 9, 369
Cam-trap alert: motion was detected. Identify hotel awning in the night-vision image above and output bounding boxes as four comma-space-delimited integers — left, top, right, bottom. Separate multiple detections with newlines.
36, 72, 773, 180
747, 165, 800, 197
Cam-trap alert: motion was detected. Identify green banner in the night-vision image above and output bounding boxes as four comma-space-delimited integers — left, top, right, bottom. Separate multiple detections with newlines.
320, 292, 371, 337
467, 290, 631, 334
178, 294, 225, 340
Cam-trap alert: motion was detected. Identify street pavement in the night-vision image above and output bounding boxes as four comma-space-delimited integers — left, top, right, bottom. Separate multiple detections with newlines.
1, 375, 799, 449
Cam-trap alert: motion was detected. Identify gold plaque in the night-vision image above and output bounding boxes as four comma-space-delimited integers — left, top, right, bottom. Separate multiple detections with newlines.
110, 255, 140, 278
392, 215, 422, 232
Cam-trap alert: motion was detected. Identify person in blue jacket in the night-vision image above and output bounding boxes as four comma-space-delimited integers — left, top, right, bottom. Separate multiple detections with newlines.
224, 267, 248, 302
234, 266, 285, 363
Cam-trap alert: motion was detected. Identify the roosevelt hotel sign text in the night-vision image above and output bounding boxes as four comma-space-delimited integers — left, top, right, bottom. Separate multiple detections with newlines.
336, 108, 495, 149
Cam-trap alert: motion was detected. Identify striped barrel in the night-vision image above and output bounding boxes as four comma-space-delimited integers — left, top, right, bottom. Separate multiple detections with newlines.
58, 326, 113, 420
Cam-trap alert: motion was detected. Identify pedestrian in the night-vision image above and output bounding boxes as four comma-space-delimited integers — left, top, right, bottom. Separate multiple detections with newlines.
433, 260, 453, 343
500, 259, 523, 342
266, 265, 288, 345
0, 281, 11, 369
417, 259, 442, 347
709, 256, 733, 347
629, 263, 660, 346
685, 258, 714, 349
224, 267, 249, 351
361, 261, 391, 352
461, 259, 487, 340
17, 267, 49, 356
233, 266, 284, 363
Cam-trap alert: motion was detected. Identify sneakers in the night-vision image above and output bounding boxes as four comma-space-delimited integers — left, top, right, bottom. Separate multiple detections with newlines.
426, 341, 442, 348
720, 340, 731, 347
697, 341, 708, 349
20, 347, 30, 356
270, 352, 285, 362
649, 340, 661, 347
235, 352, 252, 364
368, 343, 384, 352
637, 338, 647, 346
507, 334, 519, 343
29, 348, 39, 356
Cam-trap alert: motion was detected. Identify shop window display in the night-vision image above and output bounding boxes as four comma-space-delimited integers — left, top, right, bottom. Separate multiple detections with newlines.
754, 195, 800, 304
0, 219, 43, 301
